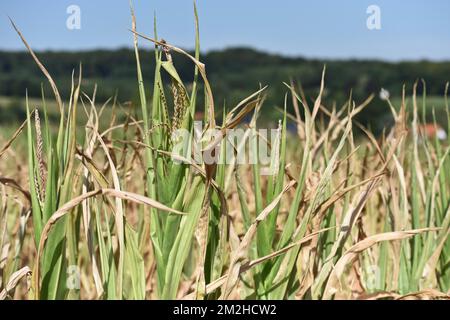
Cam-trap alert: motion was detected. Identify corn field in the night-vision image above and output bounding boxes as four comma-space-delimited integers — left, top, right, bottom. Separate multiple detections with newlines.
0, 6, 449, 300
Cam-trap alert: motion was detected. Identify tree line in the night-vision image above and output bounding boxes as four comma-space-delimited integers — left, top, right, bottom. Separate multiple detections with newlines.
1, 47, 449, 129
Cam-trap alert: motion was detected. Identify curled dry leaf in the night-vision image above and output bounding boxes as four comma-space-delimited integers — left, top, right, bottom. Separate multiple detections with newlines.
323, 228, 440, 300
0, 266, 31, 300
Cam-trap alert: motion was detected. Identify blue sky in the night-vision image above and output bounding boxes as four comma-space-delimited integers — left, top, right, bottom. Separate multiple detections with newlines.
1, 0, 450, 61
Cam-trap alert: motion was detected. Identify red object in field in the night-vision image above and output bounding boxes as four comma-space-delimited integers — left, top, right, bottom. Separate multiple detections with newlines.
417, 123, 447, 140
194, 111, 204, 121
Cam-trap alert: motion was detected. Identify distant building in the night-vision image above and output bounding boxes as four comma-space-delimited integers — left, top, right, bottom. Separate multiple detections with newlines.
418, 123, 447, 141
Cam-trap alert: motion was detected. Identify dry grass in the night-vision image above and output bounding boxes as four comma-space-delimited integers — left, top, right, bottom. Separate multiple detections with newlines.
0, 4, 449, 300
